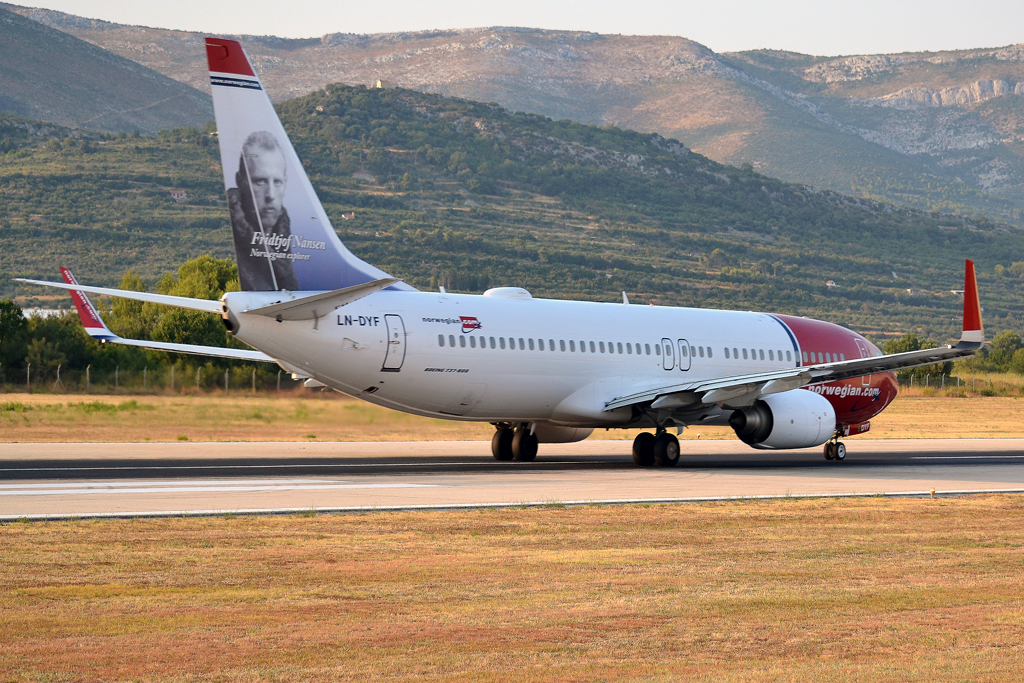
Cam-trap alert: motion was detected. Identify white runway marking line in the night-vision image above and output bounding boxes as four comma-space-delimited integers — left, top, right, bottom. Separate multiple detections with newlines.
0, 460, 590, 473
0, 479, 438, 497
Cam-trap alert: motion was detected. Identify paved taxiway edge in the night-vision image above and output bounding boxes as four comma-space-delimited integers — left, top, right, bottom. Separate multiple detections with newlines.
4, 487, 1023, 522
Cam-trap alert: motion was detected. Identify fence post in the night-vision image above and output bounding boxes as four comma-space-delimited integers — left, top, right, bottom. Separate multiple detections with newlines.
27, 362, 30, 388
170, 366, 174, 391
225, 369, 229, 394
196, 367, 201, 390
86, 364, 90, 390
252, 369, 256, 393
277, 370, 281, 392
54, 363, 61, 388
144, 366, 148, 390
115, 366, 119, 390
941, 374, 945, 389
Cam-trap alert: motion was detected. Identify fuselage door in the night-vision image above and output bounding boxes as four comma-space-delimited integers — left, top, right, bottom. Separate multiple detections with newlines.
661, 338, 675, 370
677, 339, 691, 371
382, 314, 406, 372
854, 337, 871, 387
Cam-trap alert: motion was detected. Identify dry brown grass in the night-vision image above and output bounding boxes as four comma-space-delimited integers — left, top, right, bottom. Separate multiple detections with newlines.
2, 390, 1024, 443
2, 497, 1023, 681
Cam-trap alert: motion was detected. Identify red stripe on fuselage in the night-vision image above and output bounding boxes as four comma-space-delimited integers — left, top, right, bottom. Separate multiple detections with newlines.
774, 314, 898, 426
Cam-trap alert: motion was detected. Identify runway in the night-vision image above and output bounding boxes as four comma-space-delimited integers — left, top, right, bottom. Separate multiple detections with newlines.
2, 439, 1024, 519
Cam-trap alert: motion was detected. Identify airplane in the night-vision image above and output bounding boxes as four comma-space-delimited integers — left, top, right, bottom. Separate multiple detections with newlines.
18, 38, 985, 466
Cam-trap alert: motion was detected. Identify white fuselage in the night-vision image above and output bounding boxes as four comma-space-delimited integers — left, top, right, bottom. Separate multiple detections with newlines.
226, 288, 802, 428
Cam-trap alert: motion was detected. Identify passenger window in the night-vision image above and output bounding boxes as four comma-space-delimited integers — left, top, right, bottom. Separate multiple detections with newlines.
470, 336, 476, 348
626, 343, 632, 354
818, 352, 823, 363
449, 334, 456, 347
599, 342, 606, 353
529, 338, 535, 351
559, 340, 565, 352
698, 346, 704, 358
777, 350, 783, 361
802, 351, 808, 363
743, 348, 748, 360
708, 347, 713, 358
569, 340, 575, 352
490, 337, 496, 349
438, 334, 445, 347
459, 336, 466, 348
499, 337, 506, 349
840, 353, 845, 361
549, 339, 555, 351
681, 345, 689, 357
589, 341, 596, 353
617, 342, 623, 354
666, 344, 673, 357
786, 350, 792, 362
690, 345, 697, 357
537, 339, 543, 351
725, 348, 730, 359
646, 344, 652, 355
733, 348, 738, 359
768, 350, 774, 360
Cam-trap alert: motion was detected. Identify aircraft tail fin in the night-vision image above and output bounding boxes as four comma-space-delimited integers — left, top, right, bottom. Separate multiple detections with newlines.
60, 267, 117, 341
958, 259, 984, 346
205, 38, 410, 293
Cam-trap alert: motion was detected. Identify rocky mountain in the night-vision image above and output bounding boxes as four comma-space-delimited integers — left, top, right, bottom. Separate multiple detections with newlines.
0, 6, 212, 134
5, 3, 1024, 226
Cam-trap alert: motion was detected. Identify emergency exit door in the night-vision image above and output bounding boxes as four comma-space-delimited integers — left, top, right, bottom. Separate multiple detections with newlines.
382, 314, 406, 372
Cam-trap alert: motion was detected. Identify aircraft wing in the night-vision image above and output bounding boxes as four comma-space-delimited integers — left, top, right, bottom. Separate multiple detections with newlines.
52, 267, 275, 363
605, 260, 984, 412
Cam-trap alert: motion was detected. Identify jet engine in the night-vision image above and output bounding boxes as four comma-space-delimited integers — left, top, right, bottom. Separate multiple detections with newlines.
728, 389, 836, 449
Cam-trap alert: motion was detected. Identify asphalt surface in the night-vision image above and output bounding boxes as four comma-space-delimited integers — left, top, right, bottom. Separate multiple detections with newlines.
2, 439, 1023, 518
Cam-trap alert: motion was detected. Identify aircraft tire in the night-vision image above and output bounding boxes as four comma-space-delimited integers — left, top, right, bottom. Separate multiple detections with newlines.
492, 428, 515, 461
512, 428, 538, 462
632, 432, 656, 466
834, 442, 846, 461
653, 432, 680, 467
823, 442, 836, 460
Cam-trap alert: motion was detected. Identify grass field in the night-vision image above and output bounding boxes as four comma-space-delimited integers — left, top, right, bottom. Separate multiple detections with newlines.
2, 497, 1023, 681
3, 388, 1024, 442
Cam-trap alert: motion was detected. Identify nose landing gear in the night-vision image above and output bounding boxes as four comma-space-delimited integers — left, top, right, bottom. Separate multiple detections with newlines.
823, 438, 846, 461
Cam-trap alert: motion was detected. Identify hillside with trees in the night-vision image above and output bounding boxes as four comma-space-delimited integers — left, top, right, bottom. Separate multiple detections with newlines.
5, 85, 1024, 346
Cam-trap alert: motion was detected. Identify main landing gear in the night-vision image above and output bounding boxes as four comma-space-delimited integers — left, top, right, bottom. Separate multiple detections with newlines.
823, 438, 847, 461
491, 423, 538, 462
632, 430, 680, 467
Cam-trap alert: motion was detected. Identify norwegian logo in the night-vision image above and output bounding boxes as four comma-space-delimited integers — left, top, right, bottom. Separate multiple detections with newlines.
460, 316, 482, 333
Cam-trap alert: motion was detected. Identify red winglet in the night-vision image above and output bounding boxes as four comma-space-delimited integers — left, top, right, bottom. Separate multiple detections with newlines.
961, 259, 984, 343
60, 267, 108, 332
205, 38, 255, 76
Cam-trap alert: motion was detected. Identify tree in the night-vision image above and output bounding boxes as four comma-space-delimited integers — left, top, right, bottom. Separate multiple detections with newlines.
0, 299, 28, 372
987, 330, 1023, 372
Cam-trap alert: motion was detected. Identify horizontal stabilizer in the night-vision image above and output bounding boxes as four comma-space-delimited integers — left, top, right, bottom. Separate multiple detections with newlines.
243, 277, 398, 321
15, 277, 223, 313
45, 268, 274, 363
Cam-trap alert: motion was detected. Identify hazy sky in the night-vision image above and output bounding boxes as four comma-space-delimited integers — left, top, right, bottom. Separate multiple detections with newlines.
18, 0, 1024, 55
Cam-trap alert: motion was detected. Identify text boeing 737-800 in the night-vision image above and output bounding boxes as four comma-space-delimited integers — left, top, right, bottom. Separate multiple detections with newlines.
18, 38, 985, 466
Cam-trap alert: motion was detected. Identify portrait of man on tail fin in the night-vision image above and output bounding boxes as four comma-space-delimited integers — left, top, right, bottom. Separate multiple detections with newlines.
227, 131, 300, 291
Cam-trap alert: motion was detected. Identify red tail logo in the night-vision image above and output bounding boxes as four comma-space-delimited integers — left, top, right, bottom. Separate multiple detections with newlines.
460, 316, 482, 333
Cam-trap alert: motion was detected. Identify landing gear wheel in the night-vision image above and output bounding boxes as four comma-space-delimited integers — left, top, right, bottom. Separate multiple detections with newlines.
632, 432, 656, 467
823, 442, 836, 460
834, 442, 846, 461
492, 428, 514, 461
512, 427, 538, 462
653, 432, 680, 467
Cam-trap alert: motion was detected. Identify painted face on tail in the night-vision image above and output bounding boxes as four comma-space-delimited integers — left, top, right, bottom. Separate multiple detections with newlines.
244, 146, 287, 226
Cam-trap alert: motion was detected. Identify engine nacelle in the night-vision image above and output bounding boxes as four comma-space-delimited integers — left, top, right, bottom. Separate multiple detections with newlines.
729, 390, 836, 450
